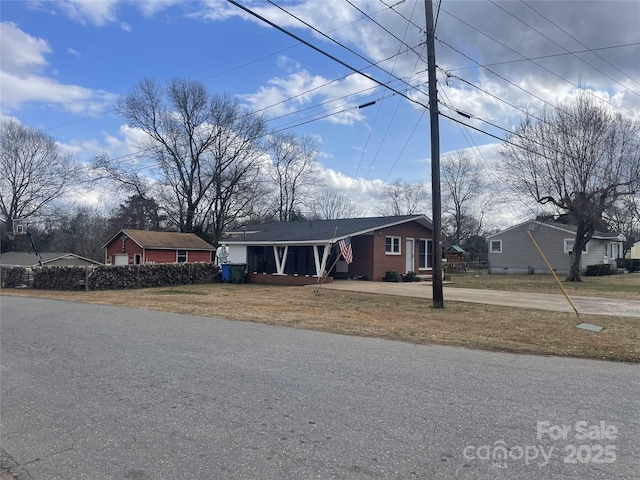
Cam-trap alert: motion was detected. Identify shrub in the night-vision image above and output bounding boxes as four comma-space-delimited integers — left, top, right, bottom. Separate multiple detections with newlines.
617, 258, 640, 273
383, 270, 403, 282
403, 271, 419, 282
585, 264, 612, 276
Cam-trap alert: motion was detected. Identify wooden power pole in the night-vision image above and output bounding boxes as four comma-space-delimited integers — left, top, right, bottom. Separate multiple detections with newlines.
425, 0, 444, 308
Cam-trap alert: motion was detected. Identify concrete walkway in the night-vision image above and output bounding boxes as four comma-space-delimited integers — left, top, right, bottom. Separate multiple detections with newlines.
322, 281, 640, 318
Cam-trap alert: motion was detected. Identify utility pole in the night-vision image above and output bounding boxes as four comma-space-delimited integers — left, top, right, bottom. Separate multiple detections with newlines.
425, 0, 444, 308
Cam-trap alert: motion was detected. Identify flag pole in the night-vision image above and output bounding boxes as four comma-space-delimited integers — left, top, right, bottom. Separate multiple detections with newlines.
314, 227, 339, 295
314, 248, 342, 295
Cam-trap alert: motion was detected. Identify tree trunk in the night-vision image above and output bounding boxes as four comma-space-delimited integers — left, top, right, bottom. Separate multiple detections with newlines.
567, 252, 582, 282
566, 221, 593, 282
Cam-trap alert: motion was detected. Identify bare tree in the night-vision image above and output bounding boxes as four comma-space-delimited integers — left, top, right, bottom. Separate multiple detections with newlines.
267, 133, 323, 222
441, 151, 484, 245
377, 179, 430, 216
308, 188, 361, 220
113, 78, 267, 241
91, 153, 151, 199
49, 203, 111, 261
606, 196, 640, 256
0, 119, 77, 226
500, 92, 640, 281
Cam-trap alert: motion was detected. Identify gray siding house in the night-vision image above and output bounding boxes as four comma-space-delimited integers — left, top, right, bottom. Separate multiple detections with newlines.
487, 220, 625, 275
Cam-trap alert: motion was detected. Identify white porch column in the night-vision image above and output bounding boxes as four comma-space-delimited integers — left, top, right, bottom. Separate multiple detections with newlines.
273, 245, 289, 275
313, 243, 332, 277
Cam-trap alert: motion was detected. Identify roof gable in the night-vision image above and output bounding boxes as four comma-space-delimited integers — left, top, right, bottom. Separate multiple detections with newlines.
0, 252, 102, 267
103, 230, 216, 250
487, 219, 624, 240
224, 215, 433, 244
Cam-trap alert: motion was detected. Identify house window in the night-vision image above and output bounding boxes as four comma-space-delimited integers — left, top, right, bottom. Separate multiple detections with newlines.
490, 240, 502, 253
418, 239, 433, 269
564, 239, 588, 254
385, 236, 401, 254
177, 250, 188, 263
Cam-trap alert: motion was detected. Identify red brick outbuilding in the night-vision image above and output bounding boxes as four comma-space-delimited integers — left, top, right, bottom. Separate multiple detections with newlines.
103, 229, 216, 265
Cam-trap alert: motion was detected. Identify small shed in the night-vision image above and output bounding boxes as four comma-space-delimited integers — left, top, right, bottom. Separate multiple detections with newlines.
445, 245, 469, 273
445, 246, 466, 263
102, 229, 216, 265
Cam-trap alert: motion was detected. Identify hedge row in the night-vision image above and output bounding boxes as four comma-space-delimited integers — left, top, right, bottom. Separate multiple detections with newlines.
2, 263, 221, 290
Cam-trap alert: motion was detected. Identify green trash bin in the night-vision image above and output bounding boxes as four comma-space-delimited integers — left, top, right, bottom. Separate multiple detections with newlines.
230, 264, 246, 284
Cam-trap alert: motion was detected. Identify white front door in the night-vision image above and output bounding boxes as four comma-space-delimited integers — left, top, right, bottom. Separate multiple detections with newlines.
405, 238, 415, 273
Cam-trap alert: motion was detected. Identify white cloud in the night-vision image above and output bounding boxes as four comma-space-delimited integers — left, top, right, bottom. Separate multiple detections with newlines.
67, 47, 81, 57
0, 22, 117, 115
55, 0, 119, 26
241, 69, 377, 128
0, 22, 50, 73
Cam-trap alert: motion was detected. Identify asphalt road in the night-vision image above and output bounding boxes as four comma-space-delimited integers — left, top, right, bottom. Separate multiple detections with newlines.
1, 297, 638, 479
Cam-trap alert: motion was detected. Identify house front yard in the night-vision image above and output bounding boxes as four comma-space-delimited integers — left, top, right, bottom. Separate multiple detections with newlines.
2, 272, 638, 363
446, 271, 640, 300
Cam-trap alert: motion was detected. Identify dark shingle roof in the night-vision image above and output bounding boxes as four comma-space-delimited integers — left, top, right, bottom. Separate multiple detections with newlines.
487, 219, 624, 239
224, 215, 432, 244
103, 230, 216, 250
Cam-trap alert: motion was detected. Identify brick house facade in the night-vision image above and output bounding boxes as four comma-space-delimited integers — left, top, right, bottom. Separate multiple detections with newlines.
223, 215, 434, 283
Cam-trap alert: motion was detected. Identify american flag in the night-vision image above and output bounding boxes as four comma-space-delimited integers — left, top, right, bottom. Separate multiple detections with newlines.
338, 237, 353, 264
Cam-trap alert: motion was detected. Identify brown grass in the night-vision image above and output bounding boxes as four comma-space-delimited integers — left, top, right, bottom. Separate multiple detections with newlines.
2, 281, 638, 363
447, 271, 640, 299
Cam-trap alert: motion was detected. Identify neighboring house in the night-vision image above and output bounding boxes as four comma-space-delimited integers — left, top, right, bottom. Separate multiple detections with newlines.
223, 215, 434, 283
630, 241, 640, 259
0, 252, 103, 267
102, 229, 216, 265
487, 219, 625, 275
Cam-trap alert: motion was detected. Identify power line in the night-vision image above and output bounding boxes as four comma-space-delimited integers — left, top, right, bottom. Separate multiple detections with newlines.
264, 0, 430, 102
344, 0, 426, 63
520, 0, 640, 89
446, 43, 640, 73
379, 0, 424, 34
488, 0, 640, 99
438, 5, 640, 121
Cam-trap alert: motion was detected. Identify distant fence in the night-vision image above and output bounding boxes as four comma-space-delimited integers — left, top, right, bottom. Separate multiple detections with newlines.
1, 263, 221, 290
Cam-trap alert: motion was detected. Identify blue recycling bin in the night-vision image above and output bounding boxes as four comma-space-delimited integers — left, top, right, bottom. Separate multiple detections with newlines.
221, 263, 232, 283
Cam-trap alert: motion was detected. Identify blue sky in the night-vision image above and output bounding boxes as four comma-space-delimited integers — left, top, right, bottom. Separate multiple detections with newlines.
2, 0, 639, 225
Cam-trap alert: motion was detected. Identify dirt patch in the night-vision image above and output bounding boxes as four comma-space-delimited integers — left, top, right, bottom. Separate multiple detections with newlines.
2, 283, 638, 362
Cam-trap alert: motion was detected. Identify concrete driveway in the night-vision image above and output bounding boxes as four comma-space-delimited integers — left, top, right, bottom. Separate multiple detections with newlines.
322, 281, 640, 318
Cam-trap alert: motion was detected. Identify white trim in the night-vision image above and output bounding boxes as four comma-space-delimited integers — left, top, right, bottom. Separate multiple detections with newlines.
313, 243, 332, 276
418, 238, 432, 270
273, 245, 289, 275
564, 238, 588, 254
385, 235, 401, 255
405, 238, 415, 273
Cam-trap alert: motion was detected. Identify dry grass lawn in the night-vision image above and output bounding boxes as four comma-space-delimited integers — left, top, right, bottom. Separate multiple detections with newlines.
2, 275, 639, 363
